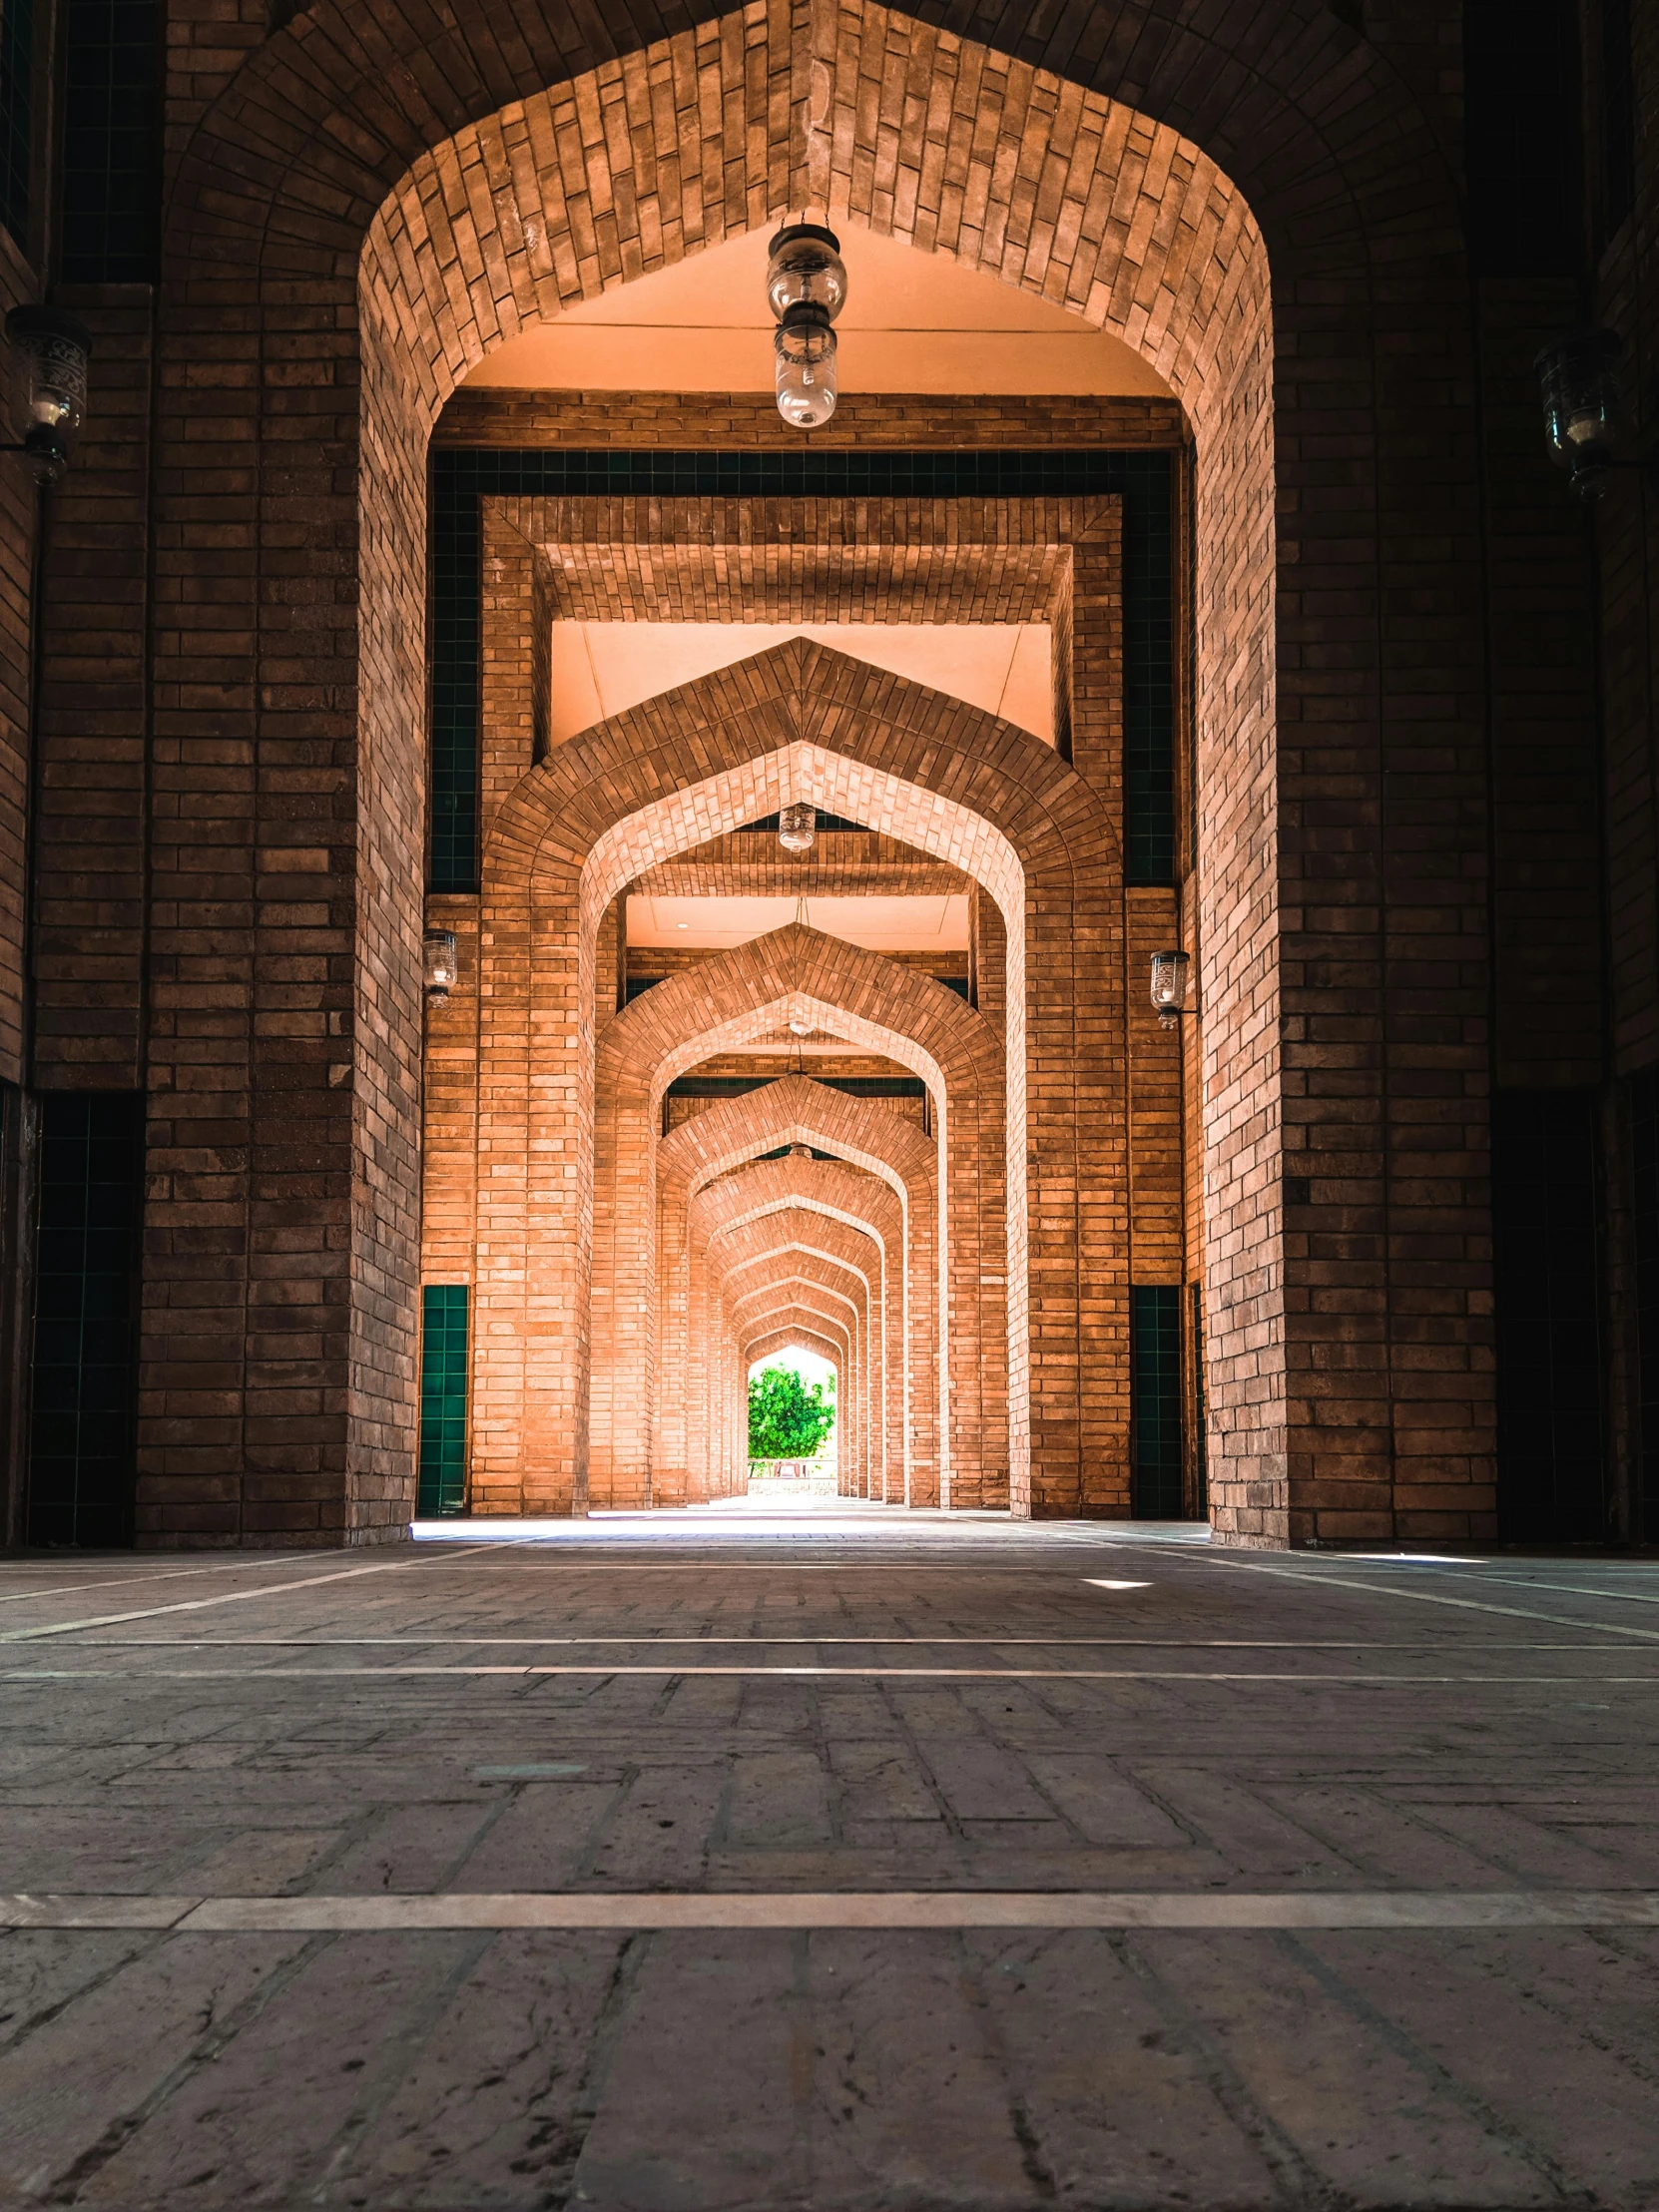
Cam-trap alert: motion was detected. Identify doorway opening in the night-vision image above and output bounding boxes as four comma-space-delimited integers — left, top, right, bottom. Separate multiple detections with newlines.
747, 1348, 839, 1503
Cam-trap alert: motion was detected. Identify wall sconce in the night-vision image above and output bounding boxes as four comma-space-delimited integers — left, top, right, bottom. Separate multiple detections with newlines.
779, 802, 817, 853
768, 225, 846, 429
1150, 949, 1191, 1029
423, 928, 458, 1008
4, 306, 93, 482
1533, 327, 1626, 497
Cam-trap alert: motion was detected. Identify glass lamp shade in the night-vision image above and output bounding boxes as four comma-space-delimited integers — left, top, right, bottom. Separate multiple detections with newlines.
5, 306, 92, 481
1150, 948, 1190, 1026
788, 1016, 813, 1037
766, 224, 847, 322
775, 306, 837, 428
778, 802, 817, 853
1533, 327, 1623, 495
423, 927, 459, 1006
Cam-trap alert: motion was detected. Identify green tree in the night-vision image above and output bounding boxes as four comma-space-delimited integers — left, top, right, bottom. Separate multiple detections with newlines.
748, 1365, 836, 1459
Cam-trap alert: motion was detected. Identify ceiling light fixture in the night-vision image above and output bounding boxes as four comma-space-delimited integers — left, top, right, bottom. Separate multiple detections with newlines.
779, 802, 816, 853
768, 224, 846, 429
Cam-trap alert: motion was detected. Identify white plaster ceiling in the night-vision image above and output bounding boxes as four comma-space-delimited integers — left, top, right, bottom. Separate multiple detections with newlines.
462, 221, 1173, 398
553, 622, 1052, 746
628, 893, 970, 957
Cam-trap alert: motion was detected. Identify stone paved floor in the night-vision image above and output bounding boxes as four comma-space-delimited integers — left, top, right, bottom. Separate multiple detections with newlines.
2, 1511, 1658, 2211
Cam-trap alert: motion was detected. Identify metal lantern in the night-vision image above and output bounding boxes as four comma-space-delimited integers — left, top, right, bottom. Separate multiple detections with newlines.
778, 802, 817, 853
5, 305, 93, 482
1533, 327, 1623, 497
767, 224, 846, 429
1150, 948, 1191, 1028
424, 927, 459, 1008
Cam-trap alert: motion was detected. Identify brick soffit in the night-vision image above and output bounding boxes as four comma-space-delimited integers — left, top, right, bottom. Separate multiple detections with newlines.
506, 496, 1111, 629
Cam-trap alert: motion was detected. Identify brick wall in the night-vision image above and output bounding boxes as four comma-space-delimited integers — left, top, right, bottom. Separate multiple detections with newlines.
0, 251, 40, 1088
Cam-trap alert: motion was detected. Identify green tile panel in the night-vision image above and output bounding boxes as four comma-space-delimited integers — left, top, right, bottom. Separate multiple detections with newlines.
418, 1285, 469, 1516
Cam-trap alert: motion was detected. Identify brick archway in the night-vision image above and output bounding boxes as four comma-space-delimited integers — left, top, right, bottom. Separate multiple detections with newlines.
722, 1253, 872, 1496
574, 922, 1001, 1514
144, 0, 1497, 1550
744, 1326, 850, 1492
483, 644, 1123, 1519
656, 1079, 938, 1506
716, 1226, 880, 1497
744, 1319, 854, 1492
690, 1165, 904, 1502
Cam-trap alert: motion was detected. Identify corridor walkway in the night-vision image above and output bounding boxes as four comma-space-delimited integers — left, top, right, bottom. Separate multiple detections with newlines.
2, 1520, 1657, 2209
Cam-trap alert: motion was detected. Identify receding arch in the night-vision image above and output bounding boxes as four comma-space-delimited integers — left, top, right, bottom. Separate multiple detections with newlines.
744, 1319, 854, 1492
692, 1167, 904, 1501
730, 1265, 875, 1486
573, 924, 1002, 1515
481, 642, 1125, 1517
726, 1263, 870, 1494
744, 1327, 849, 1490
655, 1077, 939, 1504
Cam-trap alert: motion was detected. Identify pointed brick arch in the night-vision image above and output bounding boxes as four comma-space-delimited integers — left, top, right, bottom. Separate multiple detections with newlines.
691, 1164, 904, 1502
656, 1078, 938, 1505
717, 1226, 881, 1491
744, 1317, 855, 1492
744, 1326, 850, 1490
722, 1249, 873, 1495
746, 1328, 844, 1390
483, 641, 1126, 1518
574, 923, 1001, 1514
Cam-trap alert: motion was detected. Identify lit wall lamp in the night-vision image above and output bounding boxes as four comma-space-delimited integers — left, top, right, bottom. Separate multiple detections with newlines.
4, 306, 93, 482
768, 224, 846, 429
1150, 949, 1192, 1029
423, 928, 458, 1008
1533, 327, 1641, 498
779, 802, 817, 853
6, 306, 95, 1094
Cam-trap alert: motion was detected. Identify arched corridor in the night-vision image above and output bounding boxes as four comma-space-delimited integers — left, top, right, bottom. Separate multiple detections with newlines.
14, 0, 1606, 1558
3, 0, 1653, 2199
